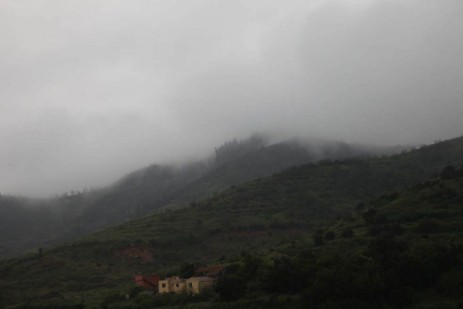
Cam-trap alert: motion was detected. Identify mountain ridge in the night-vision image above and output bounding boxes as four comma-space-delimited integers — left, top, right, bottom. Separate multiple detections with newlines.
0, 136, 391, 258
1, 136, 463, 307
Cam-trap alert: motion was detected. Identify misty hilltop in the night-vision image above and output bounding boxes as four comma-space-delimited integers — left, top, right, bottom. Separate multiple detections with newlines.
0, 134, 398, 258
1, 0, 463, 196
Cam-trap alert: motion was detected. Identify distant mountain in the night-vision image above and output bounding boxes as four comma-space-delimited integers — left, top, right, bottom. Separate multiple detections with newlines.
0, 135, 392, 258
0, 190, 101, 258
0, 196, 53, 256
1, 136, 463, 308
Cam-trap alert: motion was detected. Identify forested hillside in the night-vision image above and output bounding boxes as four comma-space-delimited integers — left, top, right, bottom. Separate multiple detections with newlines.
0, 136, 382, 258
183, 166, 463, 309
79, 137, 381, 231
1, 137, 463, 308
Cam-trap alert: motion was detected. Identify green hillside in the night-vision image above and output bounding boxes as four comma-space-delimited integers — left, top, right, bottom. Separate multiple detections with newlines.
203, 166, 463, 309
76, 137, 380, 233
1, 137, 463, 308
0, 136, 384, 259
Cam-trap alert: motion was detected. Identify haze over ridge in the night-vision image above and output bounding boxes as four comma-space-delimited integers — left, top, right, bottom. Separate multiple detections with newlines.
1, 0, 462, 196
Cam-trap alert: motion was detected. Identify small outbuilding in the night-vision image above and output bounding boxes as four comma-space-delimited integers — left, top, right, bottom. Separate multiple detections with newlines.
186, 277, 214, 294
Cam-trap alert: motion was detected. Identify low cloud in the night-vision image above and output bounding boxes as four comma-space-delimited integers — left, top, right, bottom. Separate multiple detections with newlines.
1, 0, 462, 196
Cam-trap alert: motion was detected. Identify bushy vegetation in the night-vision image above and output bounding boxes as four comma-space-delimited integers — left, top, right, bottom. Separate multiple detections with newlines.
1, 137, 463, 308
207, 172, 463, 308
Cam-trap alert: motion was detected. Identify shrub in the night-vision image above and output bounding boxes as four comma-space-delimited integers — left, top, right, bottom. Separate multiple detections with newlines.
362, 209, 377, 225
341, 228, 354, 238
215, 274, 246, 301
313, 234, 324, 246
436, 268, 463, 297
441, 165, 457, 180
417, 220, 440, 234
324, 231, 336, 241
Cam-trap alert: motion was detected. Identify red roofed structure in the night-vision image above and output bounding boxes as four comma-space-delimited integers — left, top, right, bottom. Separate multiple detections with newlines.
134, 274, 160, 291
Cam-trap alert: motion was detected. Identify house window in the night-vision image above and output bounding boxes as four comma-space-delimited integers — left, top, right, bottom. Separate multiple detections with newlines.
176, 283, 179, 288
188, 283, 193, 288
162, 283, 166, 288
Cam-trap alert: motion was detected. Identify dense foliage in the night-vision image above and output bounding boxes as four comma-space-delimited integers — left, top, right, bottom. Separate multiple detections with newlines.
210, 170, 463, 308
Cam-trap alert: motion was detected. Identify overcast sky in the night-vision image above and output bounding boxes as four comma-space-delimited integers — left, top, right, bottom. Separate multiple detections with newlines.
1, 0, 463, 196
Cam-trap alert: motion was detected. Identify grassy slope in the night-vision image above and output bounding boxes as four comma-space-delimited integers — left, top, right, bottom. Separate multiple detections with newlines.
1, 137, 463, 307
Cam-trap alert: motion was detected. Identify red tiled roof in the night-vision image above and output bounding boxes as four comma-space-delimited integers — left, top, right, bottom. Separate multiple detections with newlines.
134, 274, 160, 290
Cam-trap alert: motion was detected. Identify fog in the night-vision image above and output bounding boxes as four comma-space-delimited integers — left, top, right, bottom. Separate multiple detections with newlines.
1, 0, 462, 196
